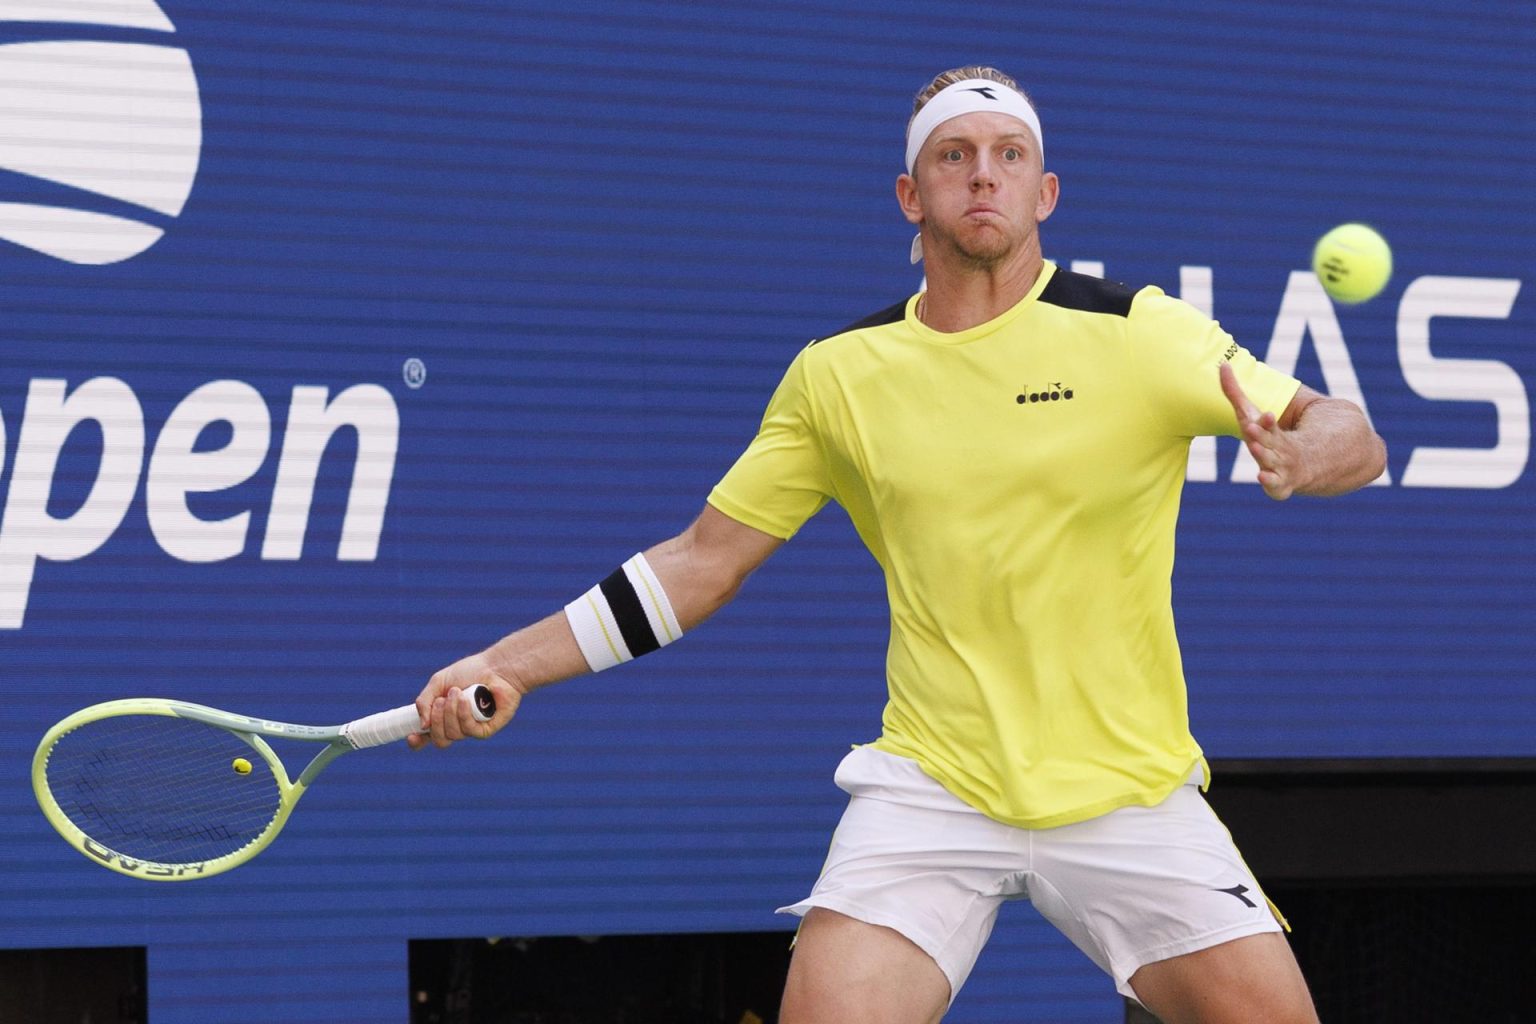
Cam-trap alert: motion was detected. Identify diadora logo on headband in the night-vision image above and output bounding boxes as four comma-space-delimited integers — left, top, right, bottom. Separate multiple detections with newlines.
963, 87, 999, 100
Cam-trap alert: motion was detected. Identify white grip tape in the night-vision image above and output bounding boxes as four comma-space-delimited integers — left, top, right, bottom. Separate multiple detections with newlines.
341, 685, 494, 749
342, 705, 422, 749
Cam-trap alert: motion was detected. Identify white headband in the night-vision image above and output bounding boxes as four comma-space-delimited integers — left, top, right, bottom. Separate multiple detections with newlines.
904, 78, 1043, 174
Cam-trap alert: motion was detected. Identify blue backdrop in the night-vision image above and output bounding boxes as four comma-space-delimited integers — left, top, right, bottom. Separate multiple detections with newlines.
2, 1, 1531, 1021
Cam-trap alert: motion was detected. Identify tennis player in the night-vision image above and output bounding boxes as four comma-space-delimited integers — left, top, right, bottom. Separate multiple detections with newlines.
413, 66, 1386, 1024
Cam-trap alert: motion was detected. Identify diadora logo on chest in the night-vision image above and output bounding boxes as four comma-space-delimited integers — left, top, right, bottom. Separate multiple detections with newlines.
1016, 382, 1075, 406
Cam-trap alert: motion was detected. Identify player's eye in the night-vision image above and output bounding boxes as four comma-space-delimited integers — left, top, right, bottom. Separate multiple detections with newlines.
942, 149, 965, 163
1002, 146, 1023, 161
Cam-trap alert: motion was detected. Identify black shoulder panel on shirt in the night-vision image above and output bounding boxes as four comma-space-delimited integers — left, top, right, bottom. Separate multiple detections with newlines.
810, 298, 909, 345
1037, 270, 1138, 318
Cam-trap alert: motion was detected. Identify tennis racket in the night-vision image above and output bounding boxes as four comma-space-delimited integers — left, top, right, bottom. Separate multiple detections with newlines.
31, 685, 496, 881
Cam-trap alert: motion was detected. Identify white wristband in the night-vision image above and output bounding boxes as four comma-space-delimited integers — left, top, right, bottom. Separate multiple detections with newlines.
564, 553, 683, 672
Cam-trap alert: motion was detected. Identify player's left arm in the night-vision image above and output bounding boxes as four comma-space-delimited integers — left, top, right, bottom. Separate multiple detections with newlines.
1219, 362, 1388, 500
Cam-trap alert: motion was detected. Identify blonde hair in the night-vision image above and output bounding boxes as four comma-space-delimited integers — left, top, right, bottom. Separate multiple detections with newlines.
909, 66, 1035, 128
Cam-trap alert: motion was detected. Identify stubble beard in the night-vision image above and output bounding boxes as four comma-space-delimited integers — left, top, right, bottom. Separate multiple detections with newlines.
928, 220, 1019, 272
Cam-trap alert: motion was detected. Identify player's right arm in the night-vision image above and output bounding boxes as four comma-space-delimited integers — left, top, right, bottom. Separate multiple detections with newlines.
416, 341, 831, 749
408, 504, 783, 750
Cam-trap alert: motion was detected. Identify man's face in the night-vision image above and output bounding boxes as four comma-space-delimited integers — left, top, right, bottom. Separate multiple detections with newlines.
898, 111, 1058, 269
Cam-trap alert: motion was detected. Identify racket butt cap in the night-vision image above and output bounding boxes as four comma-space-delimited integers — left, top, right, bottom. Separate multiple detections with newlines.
467, 684, 496, 722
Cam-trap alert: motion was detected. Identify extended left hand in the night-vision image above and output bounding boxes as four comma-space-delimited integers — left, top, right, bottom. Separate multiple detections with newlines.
1219, 363, 1306, 500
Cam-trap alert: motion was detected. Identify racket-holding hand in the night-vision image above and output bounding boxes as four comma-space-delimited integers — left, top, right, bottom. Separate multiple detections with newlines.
409, 654, 523, 750
1219, 362, 1311, 501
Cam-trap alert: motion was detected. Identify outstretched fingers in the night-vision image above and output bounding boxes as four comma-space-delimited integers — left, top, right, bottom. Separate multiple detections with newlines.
1219, 362, 1258, 426
1219, 363, 1295, 500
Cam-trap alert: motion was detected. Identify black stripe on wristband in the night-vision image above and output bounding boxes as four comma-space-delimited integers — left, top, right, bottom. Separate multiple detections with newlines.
598, 566, 661, 658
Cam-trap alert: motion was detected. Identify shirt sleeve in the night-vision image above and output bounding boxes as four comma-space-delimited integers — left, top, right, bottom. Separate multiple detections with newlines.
1128, 287, 1301, 438
707, 345, 833, 540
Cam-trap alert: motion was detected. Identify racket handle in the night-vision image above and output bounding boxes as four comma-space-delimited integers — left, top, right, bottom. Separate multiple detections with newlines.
341, 684, 497, 749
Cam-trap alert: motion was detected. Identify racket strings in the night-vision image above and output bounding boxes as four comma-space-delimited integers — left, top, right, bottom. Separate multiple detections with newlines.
43, 715, 282, 865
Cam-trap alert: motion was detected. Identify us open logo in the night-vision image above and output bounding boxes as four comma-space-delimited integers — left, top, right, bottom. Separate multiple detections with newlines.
0, 3, 401, 632
0, 0, 202, 265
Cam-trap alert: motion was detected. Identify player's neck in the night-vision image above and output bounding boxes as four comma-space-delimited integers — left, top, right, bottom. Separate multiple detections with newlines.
917, 244, 1044, 334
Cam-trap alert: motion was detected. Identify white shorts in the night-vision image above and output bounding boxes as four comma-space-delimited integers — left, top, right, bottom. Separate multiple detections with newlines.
777, 747, 1283, 1004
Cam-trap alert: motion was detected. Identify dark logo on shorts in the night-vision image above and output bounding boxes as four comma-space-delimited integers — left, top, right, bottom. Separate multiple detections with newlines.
1016, 382, 1074, 405
1213, 883, 1257, 908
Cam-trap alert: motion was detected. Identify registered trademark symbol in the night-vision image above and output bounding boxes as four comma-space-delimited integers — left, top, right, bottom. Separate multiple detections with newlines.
402, 357, 426, 389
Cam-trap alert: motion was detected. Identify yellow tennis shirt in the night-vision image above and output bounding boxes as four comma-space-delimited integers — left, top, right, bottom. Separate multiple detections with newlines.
707, 262, 1301, 828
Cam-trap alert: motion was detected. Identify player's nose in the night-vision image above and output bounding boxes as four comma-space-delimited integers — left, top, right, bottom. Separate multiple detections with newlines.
970, 153, 998, 189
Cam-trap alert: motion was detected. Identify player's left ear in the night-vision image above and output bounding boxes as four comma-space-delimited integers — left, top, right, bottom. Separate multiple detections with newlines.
1035, 171, 1060, 223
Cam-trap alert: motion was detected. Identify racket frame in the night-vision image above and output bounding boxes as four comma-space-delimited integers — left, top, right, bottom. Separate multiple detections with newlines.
35, 698, 375, 881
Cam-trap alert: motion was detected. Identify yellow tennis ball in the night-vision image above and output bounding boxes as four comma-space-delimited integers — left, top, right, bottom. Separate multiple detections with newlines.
1312, 223, 1392, 304
231, 757, 252, 775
